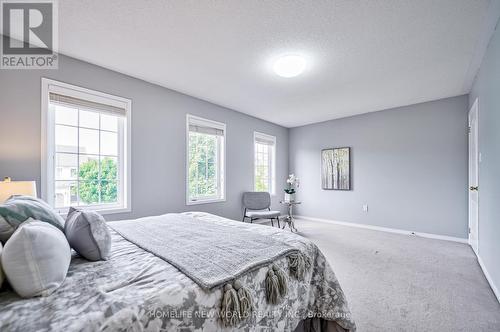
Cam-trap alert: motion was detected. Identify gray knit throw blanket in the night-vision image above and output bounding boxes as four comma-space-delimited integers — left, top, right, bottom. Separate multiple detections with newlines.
108, 213, 297, 290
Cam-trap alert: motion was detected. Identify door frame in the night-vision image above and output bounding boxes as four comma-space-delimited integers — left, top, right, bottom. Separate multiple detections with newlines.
468, 98, 479, 254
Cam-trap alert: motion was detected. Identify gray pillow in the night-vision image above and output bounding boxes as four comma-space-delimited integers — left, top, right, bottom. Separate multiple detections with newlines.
65, 207, 111, 261
1, 219, 71, 298
0, 195, 65, 243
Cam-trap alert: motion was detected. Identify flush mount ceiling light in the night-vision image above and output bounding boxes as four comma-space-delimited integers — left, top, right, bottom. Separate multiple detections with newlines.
273, 55, 306, 78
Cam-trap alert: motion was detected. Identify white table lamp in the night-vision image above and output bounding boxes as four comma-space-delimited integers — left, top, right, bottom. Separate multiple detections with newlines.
0, 177, 37, 203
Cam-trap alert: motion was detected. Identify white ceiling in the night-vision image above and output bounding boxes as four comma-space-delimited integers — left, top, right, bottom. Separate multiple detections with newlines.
58, 0, 494, 127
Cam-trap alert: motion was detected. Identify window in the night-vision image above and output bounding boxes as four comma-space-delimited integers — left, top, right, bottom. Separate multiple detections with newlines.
41, 79, 131, 214
186, 114, 225, 205
254, 132, 276, 194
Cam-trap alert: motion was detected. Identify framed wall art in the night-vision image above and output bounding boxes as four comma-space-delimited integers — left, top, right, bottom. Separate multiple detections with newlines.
321, 147, 350, 190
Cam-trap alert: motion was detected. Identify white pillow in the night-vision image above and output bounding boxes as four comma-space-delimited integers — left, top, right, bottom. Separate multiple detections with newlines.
0, 242, 4, 289
1, 219, 71, 298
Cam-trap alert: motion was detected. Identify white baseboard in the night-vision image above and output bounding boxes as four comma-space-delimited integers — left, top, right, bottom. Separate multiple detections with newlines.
476, 254, 500, 304
295, 215, 468, 244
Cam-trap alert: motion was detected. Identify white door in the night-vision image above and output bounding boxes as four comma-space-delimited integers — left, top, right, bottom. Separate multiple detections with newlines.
468, 99, 479, 254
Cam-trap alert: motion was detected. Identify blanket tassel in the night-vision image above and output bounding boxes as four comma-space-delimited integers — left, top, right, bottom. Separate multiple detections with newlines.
221, 284, 240, 327
288, 252, 311, 280
273, 264, 288, 296
266, 264, 288, 304
234, 280, 253, 319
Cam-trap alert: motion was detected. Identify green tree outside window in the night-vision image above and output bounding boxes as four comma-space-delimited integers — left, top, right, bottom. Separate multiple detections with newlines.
73, 157, 118, 204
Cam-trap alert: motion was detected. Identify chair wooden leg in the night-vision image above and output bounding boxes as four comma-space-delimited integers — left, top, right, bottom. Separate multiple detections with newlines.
277, 217, 280, 228
271, 218, 274, 227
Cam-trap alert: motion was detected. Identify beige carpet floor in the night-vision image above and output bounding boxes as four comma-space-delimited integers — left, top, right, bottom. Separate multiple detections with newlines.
262, 218, 500, 331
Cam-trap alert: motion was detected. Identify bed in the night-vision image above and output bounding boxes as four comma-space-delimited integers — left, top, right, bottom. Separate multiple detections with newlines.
0, 212, 355, 331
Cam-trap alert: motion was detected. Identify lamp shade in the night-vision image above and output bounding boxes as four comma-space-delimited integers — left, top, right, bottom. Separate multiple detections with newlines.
0, 178, 37, 203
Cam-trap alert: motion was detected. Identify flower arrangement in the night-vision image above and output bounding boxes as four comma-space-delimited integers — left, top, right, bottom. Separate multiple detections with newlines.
284, 174, 299, 201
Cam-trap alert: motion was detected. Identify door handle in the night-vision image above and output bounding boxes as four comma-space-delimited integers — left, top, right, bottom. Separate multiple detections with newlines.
469, 186, 478, 191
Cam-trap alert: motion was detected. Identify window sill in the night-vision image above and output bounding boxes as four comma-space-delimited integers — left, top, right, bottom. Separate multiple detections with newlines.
254, 190, 278, 197
96, 207, 131, 215
57, 206, 131, 218
186, 198, 226, 206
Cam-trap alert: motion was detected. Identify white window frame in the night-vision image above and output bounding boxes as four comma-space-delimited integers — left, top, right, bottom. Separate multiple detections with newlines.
41, 78, 132, 215
186, 114, 226, 205
253, 131, 276, 195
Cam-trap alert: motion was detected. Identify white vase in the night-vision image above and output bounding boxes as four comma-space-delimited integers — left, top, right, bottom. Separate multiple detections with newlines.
284, 193, 294, 202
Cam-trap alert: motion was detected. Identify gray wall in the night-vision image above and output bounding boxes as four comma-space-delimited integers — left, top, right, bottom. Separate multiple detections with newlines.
289, 96, 469, 238
0, 55, 288, 221
469, 19, 500, 298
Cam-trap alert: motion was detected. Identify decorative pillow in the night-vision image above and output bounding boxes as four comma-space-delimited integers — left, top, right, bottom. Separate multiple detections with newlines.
1, 219, 71, 298
0, 242, 4, 289
65, 207, 111, 261
0, 215, 11, 244
0, 195, 65, 243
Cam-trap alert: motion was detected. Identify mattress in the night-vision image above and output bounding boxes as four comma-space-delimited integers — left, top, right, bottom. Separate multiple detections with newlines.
0, 212, 355, 331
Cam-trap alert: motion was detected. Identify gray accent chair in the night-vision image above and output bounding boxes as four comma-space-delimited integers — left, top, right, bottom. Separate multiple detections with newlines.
242, 192, 280, 227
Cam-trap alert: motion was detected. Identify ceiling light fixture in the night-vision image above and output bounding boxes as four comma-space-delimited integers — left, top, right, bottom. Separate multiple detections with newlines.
273, 55, 306, 78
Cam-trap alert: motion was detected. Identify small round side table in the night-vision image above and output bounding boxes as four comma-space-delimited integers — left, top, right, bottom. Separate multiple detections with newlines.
280, 200, 301, 232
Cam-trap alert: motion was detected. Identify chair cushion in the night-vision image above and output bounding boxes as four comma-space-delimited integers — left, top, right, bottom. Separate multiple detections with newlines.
0, 195, 65, 244
246, 210, 281, 218
1, 219, 71, 298
65, 207, 111, 261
